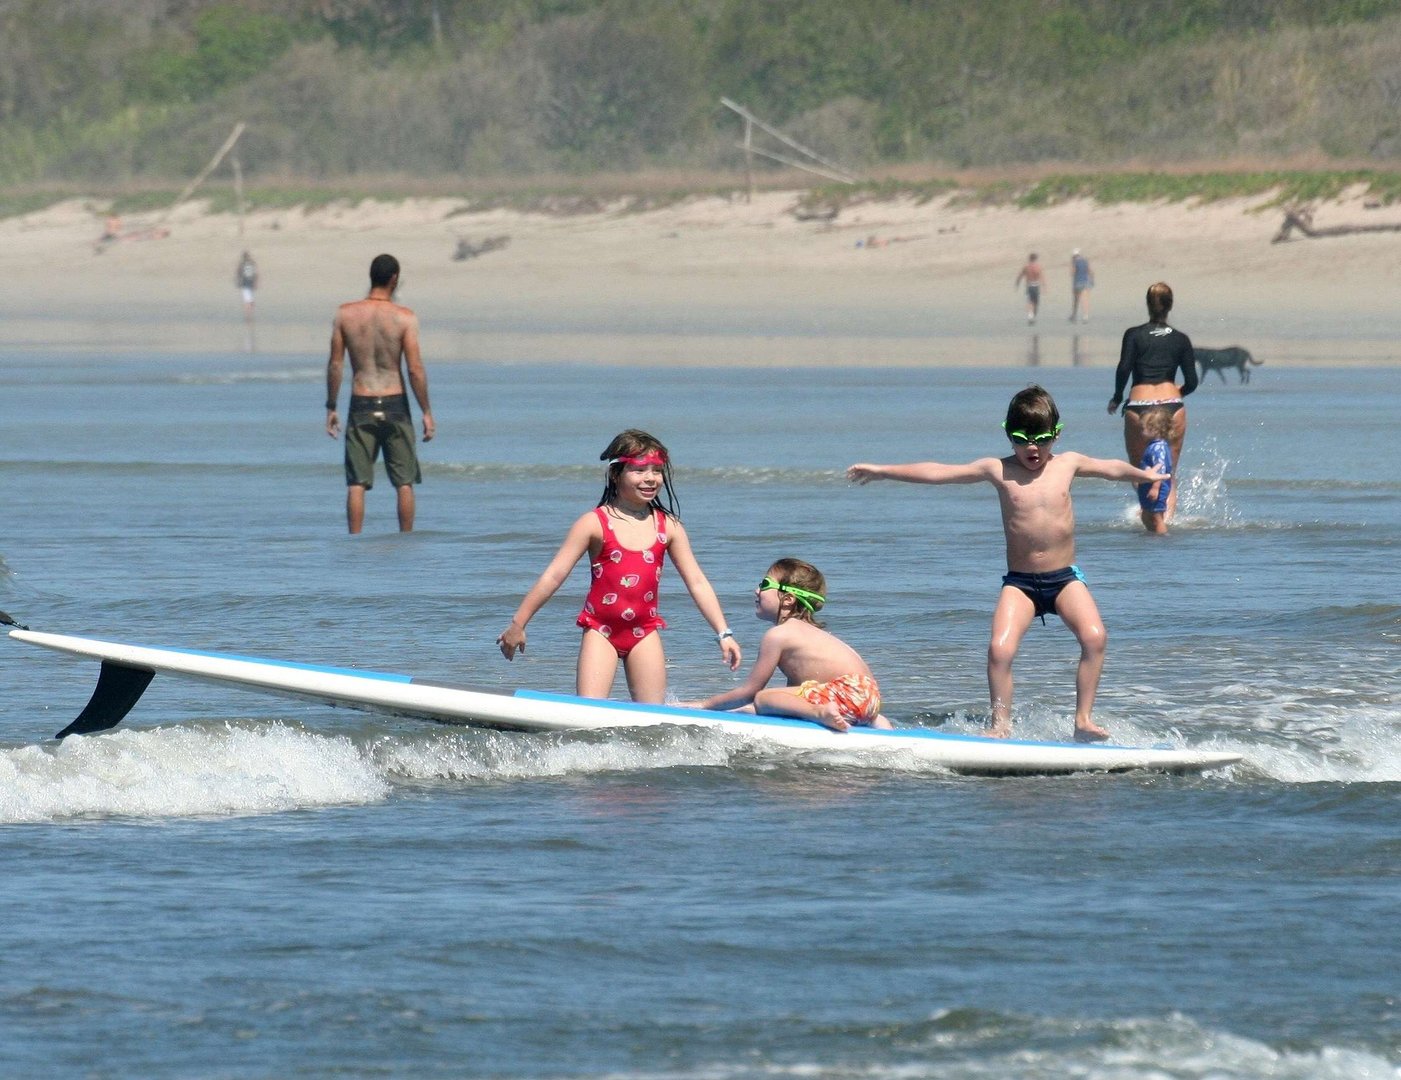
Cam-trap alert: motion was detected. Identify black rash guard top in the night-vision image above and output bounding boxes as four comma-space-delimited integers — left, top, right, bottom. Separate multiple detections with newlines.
1113, 321, 1199, 402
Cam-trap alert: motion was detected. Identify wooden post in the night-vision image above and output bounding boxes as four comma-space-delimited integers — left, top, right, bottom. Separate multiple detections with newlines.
719, 98, 859, 188
157, 121, 246, 225
232, 154, 245, 238
743, 117, 754, 203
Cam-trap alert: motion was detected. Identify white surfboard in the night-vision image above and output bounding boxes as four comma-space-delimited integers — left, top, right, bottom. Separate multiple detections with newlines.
8, 628, 1242, 776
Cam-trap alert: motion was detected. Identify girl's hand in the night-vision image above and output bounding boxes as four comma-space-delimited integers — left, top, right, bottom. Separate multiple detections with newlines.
497, 623, 526, 660
1106, 398, 1120, 415
719, 636, 742, 670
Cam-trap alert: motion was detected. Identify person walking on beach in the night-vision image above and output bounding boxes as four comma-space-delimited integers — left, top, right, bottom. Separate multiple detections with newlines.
847, 384, 1167, 743
497, 429, 742, 703
690, 558, 892, 732
1108, 281, 1197, 526
1069, 249, 1094, 322
325, 253, 435, 534
236, 250, 259, 351
1015, 253, 1045, 324
236, 251, 258, 323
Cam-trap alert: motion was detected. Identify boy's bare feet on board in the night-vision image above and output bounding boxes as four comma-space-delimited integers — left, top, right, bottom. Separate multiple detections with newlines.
815, 702, 851, 732
1074, 721, 1111, 743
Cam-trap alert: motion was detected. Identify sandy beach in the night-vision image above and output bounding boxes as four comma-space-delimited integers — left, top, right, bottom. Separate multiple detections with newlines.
4, 188, 1400, 366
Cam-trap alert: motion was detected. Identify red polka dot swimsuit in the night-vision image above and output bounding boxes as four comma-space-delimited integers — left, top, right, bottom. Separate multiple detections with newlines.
576, 506, 668, 656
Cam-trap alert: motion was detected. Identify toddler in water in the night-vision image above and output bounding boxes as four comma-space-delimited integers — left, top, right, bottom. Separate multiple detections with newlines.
1136, 407, 1174, 535
692, 558, 891, 732
498, 429, 741, 702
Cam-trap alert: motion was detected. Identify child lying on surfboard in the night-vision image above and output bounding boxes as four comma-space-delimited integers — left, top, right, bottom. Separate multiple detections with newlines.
688, 558, 892, 732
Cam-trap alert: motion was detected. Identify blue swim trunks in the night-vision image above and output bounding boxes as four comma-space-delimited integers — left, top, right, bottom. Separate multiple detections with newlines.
1001, 565, 1086, 622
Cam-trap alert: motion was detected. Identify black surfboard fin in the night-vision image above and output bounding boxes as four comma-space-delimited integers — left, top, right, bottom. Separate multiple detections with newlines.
55, 661, 154, 739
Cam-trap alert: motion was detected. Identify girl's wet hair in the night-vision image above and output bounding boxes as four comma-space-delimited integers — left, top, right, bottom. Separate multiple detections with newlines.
598, 429, 680, 518
1004, 384, 1060, 435
1146, 281, 1174, 322
767, 557, 827, 627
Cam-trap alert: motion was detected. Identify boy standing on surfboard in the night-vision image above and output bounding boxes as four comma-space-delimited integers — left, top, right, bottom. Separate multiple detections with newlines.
847, 384, 1167, 743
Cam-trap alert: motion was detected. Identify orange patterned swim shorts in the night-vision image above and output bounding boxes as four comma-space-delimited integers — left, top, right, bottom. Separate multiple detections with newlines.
792, 673, 882, 724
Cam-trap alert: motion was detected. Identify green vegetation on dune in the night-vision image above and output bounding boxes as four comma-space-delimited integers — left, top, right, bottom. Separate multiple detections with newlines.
11, 167, 1401, 222
1011, 171, 1401, 207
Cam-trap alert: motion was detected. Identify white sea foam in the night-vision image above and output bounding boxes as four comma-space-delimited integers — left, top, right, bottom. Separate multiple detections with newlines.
372, 724, 743, 782
576, 1011, 1399, 1079
0, 722, 389, 823
172, 367, 322, 385
4, 700, 1394, 823
1230, 703, 1401, 784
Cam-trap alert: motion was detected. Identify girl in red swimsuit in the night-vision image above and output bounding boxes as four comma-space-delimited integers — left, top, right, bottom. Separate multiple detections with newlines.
498, 430, 742, 702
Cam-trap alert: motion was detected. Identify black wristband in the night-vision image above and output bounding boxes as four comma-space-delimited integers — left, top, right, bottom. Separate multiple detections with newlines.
325, 400, 336, 410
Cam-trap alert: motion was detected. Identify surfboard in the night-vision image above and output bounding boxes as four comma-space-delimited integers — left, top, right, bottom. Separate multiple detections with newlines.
7, 628, 1242, 776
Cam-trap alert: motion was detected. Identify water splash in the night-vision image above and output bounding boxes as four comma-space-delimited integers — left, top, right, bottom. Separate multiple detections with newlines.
1173, 436, 1243, 527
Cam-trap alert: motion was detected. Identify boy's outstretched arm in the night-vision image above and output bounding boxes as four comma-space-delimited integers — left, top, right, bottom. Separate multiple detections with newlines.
847, 459, 996, 486
1072, 453, 1170, 485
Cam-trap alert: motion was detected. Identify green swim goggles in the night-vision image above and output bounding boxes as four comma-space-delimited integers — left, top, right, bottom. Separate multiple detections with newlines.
758, 576, 826, 612
1003, 420, 1064, 446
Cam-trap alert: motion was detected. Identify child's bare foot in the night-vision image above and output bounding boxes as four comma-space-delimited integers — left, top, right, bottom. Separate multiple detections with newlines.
871, 714, 894, 729
982, 722, 1012, 739
816, 702, 851, 732
1074, 722, 1110, 743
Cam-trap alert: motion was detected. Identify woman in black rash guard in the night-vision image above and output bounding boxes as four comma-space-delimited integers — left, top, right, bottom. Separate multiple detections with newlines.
1108, 282, 1198, 523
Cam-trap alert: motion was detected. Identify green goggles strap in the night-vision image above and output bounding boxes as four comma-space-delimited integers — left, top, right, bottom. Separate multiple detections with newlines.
761, 577, 826, 612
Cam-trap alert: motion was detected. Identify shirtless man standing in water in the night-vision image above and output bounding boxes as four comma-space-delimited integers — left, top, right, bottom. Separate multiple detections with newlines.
325, 254, 435, 534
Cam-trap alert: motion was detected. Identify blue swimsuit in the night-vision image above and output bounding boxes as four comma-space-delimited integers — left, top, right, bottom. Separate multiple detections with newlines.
1137, 438, 1174, 513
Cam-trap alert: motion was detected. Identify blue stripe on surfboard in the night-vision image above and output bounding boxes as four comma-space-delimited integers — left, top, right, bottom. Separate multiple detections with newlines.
159, 647, 416, 684
511, 689, 1136, 749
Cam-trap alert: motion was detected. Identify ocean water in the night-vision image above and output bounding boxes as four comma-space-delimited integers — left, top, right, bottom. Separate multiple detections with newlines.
1, 351, 1397, 1079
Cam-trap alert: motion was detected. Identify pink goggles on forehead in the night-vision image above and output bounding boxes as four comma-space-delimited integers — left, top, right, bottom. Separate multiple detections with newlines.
608, 453, 667, 467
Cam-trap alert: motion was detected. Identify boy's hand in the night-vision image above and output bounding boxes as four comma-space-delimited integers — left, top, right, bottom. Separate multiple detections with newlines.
846, 464, 880, 484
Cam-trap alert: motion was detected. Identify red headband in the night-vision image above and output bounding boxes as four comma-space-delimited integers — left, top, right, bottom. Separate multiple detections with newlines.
609, 453, 666, 467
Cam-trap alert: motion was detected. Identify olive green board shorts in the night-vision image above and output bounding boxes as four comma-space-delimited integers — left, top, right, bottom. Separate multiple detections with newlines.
344, 398, 420, 490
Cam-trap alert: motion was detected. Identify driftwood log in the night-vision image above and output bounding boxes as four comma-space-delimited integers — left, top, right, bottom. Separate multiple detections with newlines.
1272, 204, 1401, 243
453, 235, 510, 260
